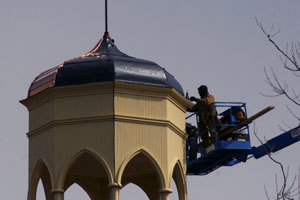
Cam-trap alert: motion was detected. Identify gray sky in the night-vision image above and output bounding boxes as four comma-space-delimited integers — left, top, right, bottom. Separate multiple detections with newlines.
1, 0, 300, 199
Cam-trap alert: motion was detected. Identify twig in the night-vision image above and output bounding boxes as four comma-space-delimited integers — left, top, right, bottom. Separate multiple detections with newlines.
253, 123, 297, 200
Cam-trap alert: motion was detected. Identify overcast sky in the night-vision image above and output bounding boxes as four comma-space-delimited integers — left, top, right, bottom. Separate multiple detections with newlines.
1, 0, 300, 199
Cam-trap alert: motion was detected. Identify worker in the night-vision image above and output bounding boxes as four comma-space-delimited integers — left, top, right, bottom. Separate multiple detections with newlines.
187, 85, 218, 148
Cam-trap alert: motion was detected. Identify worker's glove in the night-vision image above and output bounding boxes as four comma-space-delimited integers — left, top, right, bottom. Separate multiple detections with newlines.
190, 96, 196, 101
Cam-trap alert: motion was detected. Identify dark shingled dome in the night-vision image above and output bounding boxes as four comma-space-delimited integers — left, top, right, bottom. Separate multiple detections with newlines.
28, 32, 184, 97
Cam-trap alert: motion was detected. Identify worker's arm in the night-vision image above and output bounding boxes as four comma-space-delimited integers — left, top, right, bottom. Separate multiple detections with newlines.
187, 96, 202, 112
187, 97, 208, 112
187, 103, 198, 112
190, 96, 206, 104
191, 94, 214, 104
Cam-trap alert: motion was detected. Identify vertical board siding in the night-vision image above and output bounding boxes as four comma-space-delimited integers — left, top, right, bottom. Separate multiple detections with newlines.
55, 93, 113, 120
115, 93, 166, 120
115, 121, 167, 171
29, 100, 55, 131
54, 121, 115, 177
166, 100, 186, 131
114, 88, 187, 183
29, 128, 55, 181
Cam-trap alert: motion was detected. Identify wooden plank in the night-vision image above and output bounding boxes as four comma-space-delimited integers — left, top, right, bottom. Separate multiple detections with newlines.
218, 106, 275, 140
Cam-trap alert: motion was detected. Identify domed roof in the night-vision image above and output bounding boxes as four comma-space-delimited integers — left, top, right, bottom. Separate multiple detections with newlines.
28, 32, 184, 97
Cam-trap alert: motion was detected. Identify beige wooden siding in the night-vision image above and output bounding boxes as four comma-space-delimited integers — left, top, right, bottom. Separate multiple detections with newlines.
28, 127, 55, 181
114, 121, 167, 173
54, 121, 115, 176
55, 93, 113, 120
114, 92, 166, 120
29, 100, 55, 131
166, 100, 186, 131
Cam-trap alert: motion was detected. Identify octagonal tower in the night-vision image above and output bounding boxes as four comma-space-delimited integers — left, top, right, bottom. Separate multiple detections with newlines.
21, 32, 191, 200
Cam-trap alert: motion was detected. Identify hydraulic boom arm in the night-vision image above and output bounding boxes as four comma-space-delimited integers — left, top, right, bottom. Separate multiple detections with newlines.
251, 125, 300, 159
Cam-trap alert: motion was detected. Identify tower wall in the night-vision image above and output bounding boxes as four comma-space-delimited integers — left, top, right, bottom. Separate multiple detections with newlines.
22, 82, 191, 200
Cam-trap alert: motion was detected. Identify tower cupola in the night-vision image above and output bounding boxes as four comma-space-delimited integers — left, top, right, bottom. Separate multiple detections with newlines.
21, 3, 190, 200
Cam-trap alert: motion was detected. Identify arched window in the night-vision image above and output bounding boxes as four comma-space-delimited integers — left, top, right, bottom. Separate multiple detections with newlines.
64, 183, 90, 200
28, 160, 53, 200
120, 151, 164, 200
62, 151, 111, 199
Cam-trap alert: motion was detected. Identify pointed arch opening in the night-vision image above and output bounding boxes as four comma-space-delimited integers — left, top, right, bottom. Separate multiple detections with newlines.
62, 151, 111, 200
170, 179, 179, 200
120, 183, 149, 200
28, 159, 53, 200
36, 179, 46, 200
171, 161, 186, 200
64, 183, 91, 200
120, 150, 165, 200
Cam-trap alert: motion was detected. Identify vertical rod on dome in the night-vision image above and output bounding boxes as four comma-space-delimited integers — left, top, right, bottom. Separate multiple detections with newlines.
105, 0, 108, 33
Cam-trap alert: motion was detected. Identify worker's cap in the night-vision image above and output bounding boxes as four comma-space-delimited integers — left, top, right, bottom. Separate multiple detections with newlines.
198, 85, 208, 94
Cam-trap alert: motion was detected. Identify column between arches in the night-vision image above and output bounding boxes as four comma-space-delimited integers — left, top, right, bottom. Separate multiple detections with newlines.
108, 183, 122, 200
51, 188, 64, 200
159, 188, 172, 200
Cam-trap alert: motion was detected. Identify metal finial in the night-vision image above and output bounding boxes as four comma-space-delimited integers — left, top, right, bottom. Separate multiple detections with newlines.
105, 0, 108, 33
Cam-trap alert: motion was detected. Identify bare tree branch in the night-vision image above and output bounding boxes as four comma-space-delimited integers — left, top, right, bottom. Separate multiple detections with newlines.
286, 105, 300, 122
278, 119, 292, 133
265, 184, 272, 200
256, 17, 300, 112
253, 123, 298, 200
292, 91, 300, 104
255, 17, 300, 200
262, 67, 300, 107
255, 17, 300, 72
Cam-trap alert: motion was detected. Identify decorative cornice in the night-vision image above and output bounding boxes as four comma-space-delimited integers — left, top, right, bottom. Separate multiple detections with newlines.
20, 82, 115, 110
27, 115, 113, 138
26, 115, 188, 140
114, 115, 187, 140
21, 82, 191, 112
